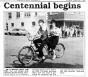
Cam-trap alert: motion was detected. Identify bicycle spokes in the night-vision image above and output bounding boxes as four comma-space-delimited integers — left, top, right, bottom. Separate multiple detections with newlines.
55, 44, 65, 58
18, 46, 34, 65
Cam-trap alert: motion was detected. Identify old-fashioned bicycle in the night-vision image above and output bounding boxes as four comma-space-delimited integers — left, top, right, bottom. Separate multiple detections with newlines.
18, 29, 65, 65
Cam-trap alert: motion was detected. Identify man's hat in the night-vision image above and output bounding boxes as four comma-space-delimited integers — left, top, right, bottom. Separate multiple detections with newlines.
38, 19, 44, 23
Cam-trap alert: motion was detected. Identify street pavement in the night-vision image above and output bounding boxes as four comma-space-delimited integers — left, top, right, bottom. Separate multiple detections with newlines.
4, 35, 84, 68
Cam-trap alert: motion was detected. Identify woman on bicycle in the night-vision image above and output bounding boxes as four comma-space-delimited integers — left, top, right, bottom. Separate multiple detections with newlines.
49, 19, 60, 59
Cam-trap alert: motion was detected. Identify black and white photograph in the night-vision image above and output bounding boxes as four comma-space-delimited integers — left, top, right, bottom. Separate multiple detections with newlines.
4, 11, 84, 68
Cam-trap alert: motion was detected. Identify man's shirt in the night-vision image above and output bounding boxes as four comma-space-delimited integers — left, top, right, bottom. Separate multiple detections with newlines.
37, 25, 47, 40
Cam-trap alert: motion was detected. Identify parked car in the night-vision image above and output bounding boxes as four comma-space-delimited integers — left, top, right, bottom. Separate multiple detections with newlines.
8, 28, 26, 36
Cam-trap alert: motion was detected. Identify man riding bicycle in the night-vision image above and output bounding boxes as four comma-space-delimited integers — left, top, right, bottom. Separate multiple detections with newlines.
33, 19, 47, 62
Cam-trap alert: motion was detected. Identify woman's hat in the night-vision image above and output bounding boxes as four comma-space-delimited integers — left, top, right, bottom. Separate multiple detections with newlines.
50, 19, 56, 24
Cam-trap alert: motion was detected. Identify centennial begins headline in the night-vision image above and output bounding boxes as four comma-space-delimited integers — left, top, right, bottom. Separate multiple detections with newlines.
4, 2, 81, 11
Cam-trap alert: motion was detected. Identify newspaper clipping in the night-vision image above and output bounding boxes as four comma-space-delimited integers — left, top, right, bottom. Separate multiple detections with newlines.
2, 0, 85, 76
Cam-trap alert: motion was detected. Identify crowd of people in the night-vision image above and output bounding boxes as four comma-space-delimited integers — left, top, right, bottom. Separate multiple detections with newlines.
58, 26, 83, 38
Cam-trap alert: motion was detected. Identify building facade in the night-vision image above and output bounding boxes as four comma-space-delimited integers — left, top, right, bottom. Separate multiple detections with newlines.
4, 12, 47, 35
4, 12, 84, 36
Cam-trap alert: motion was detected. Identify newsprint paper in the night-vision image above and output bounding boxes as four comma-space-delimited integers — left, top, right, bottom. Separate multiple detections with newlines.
0, 0, 87, 77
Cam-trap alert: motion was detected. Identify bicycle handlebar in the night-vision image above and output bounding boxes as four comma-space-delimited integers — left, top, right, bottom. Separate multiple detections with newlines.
22, 29, 40, 41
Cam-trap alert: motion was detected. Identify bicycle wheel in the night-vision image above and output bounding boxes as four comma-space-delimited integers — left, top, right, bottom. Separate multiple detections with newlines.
18, 46, 34, 65
55, 43, 65, 58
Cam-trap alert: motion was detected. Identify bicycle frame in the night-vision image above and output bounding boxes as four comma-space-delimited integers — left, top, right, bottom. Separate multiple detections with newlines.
23, 29, 41, 51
